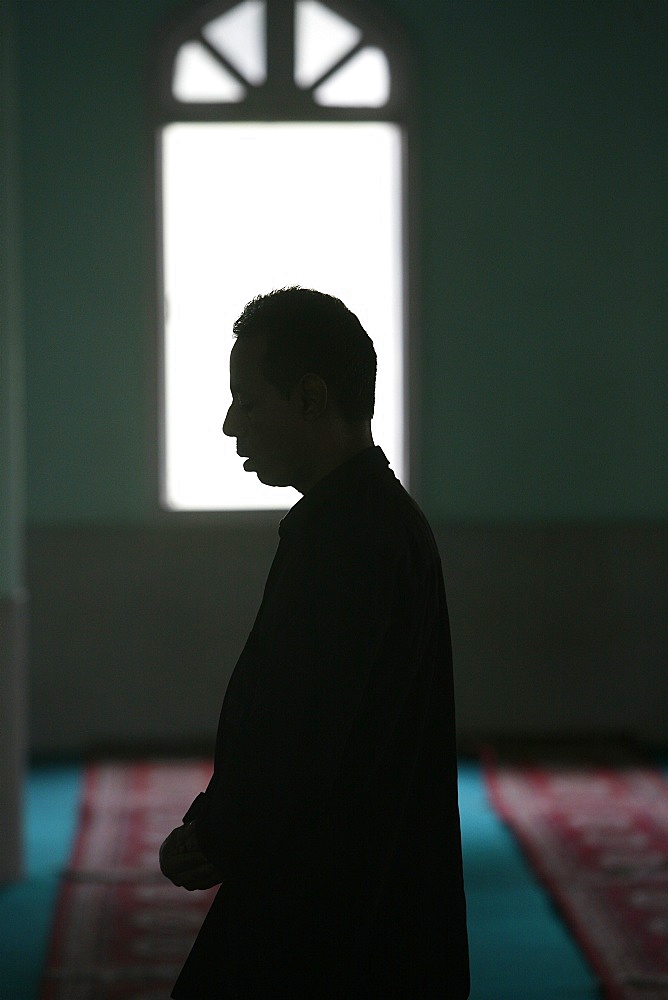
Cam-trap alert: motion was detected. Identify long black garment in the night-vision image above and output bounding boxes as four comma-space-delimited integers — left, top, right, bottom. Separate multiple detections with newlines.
172, 446, 469, 999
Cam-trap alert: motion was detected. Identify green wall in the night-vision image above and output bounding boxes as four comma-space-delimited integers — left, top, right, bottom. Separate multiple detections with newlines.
409, 0, 667, 519
1, 0, 24, 593
16, 0, 667, 524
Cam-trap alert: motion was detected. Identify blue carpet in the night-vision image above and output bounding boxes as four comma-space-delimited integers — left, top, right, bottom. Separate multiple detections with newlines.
0, 761, 601, 1000
0, 763, 82, 1000
458, 760, 599, 999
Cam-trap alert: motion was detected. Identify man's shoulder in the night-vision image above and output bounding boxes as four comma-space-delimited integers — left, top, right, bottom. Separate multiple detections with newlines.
375, 471, 438, 550
284, 449, 440, 568
340, 464, 440, 564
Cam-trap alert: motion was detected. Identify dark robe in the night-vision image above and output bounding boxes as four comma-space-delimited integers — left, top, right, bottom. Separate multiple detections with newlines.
172, 446, 469, 999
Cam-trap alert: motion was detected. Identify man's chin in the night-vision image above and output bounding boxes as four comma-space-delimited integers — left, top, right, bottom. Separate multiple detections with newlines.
241, 456, 293, 488
249, 466, 292, 488
257, 473, 291, 488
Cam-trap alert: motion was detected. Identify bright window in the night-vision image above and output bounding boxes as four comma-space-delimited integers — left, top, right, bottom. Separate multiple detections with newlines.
155, 0, 410, 510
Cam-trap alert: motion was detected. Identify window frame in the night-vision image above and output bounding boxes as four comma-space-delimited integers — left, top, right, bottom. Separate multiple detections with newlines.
149, 0, 418, 517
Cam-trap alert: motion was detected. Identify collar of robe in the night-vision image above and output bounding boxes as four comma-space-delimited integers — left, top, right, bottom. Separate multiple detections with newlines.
278, 445, 389, 539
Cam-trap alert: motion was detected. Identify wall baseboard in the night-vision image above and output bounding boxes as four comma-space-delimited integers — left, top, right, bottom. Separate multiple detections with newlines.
26, 521, 667, 754
436, 522, 667, 746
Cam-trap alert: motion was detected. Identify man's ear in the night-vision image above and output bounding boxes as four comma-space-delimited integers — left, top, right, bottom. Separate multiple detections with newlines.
298, 373, 328, 420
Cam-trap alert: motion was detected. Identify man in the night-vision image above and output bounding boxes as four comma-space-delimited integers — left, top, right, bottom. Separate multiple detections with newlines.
160, 288, 470, 998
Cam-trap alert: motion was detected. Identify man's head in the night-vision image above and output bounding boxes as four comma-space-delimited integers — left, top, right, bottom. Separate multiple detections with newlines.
222, 287, 377, 492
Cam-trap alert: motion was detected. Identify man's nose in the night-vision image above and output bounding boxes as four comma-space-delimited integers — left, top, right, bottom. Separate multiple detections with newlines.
222, 403, 235, 437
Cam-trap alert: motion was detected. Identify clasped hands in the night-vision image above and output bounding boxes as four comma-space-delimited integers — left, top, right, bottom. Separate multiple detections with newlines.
159, 821, 224, 891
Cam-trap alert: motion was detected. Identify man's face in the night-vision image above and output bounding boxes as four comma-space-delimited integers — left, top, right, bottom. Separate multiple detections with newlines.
222, 335, 308, 488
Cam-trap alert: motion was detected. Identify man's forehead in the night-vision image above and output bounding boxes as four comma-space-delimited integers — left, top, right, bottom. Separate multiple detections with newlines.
229, 335, 267, 387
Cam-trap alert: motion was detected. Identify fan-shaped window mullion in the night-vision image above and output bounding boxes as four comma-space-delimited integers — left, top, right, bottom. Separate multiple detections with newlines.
164, 0, 403, 113
202, 1, 267, 85
172, 41, 247, 103
305, 38, 365, 92
314, 45, 389, 107
198, 34, 253, 88
294, 1, 362, 90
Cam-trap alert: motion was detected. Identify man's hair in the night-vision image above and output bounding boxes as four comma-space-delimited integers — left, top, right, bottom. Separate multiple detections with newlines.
233, 287, 376, 421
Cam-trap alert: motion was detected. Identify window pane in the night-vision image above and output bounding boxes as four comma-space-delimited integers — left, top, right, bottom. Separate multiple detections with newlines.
202, 1, 266, 86
172, 41, 246, 102
314, 47, 390, 107
161, 122, 404, 511
294, 0, 362, 88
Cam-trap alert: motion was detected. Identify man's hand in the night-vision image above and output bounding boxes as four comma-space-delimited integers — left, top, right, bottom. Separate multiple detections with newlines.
159, 821, 223, 891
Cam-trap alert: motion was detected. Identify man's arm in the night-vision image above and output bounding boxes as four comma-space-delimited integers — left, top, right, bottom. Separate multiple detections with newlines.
191, 529, 407, 880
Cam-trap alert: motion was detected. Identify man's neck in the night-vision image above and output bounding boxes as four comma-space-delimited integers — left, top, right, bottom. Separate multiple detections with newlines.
293, 426, 374, 495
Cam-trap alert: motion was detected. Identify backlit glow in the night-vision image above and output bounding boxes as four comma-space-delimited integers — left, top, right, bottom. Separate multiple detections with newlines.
172, 42, 246, 102
161, 122, 404, 510
294, 1, 362, 87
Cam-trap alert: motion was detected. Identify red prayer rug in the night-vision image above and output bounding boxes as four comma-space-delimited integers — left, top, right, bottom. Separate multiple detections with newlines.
40, 760, 215, 1000
483, 745, 668, 1000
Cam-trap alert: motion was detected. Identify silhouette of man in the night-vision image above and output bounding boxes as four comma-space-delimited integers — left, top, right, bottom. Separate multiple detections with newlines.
160, 288, 469, 999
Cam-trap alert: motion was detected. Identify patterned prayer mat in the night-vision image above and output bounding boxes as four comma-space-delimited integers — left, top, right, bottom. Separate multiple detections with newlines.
484, 745, 668, 1000
40, 760, 215, 1000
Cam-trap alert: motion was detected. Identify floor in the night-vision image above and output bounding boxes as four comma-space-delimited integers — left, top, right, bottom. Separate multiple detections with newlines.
0, 760, 600, 1000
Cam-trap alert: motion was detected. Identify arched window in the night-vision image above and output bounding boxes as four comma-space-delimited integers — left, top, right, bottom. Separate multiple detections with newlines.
153, 0, 411, 510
